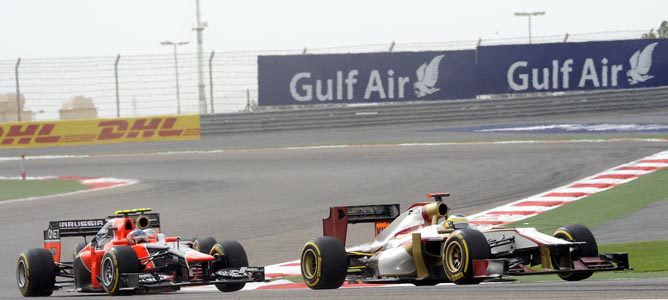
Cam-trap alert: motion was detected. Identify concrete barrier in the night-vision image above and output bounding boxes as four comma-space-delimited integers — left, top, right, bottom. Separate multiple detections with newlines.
201, 87, 668, 134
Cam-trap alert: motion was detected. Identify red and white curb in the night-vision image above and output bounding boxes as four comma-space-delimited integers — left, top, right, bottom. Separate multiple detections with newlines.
224, 149, 668, 291
0, 176, 138, 205
468, 150, 668, 226
54, 176, 138, 191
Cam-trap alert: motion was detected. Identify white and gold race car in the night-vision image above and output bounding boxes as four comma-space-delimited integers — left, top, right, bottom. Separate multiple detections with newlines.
300, 193, 630, 289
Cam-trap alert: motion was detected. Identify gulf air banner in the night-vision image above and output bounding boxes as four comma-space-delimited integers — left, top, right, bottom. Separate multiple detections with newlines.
257, 51, 477, 106
0, 115, 200, 149
476, 39, 668, 94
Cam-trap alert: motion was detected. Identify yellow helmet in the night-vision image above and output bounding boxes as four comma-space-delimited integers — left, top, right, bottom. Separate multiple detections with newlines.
444, 213, 469, 230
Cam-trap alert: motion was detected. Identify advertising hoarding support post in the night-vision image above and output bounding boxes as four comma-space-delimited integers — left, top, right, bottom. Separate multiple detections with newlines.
244, 89, 251, 112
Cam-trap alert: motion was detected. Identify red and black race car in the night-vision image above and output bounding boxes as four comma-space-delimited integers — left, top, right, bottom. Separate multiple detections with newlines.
16, 208, 264, 297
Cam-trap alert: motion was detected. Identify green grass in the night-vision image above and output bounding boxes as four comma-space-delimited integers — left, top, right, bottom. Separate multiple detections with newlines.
0, 179, 88, 201
600, 240, 668, 272
514, 169, 668, 234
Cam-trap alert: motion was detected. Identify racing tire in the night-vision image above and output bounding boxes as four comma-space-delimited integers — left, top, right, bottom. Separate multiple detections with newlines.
193, 236, 218, 254
73, 255, 92, 291
210, 241, 249, 292
16, 248, 56, 297
300, 236, 348, 290
101, 246, 141, 295
553, 224, 598, 281
442, 229, 490, 285
73, 241, 87, 258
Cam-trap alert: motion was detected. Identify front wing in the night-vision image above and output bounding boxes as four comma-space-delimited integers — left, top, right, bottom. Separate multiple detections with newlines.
473, 253, 630, 278
122, 267, 265, 290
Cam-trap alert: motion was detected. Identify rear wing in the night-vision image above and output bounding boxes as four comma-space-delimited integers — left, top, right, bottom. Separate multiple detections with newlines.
322, 204, 400, 245
43, 218, 106, 263
42, 212, 161, 263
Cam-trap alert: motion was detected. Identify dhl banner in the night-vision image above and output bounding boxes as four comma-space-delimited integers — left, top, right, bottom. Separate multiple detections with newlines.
0, 115, 200, 149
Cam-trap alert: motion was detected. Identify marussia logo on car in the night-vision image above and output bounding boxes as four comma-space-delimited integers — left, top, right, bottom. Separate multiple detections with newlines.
59, 220, 105, 228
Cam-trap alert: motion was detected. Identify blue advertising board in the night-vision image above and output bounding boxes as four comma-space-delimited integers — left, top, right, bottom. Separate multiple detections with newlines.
258, 51, 476, 106
476, 39, 668, 94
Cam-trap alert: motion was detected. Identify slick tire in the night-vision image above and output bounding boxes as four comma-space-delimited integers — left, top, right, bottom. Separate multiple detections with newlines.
553, 224, 598, 281
101, 246, 141, 295
210, 241, 249, 292
442, 229, 490, 285
193, 236, 218, 254
16, 248, 56, 297
300, 236, 348, 290
73, 241, 87, 259
73, 255, 92, 290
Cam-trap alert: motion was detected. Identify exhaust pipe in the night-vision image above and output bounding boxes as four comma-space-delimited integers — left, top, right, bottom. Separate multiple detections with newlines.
135, 215, 150, 229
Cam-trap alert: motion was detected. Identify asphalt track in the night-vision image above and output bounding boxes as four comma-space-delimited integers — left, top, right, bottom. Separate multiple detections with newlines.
1, 110, 668, 299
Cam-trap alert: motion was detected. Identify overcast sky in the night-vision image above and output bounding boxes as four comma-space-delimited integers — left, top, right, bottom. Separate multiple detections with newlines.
1, 0, 667, 59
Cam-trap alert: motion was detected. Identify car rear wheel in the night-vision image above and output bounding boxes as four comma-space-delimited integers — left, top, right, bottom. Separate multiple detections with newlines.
442, 229, 490, 285
210, 241, 249, 292
73, 241, 86, 258
16, 248, 56, 297
300, 236, 348, 290
101, 246, 141, 295
553, 224, 598, 281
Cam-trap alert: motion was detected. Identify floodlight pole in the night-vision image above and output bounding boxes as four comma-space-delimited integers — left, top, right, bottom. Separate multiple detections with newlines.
194, 0, 207, 114
514, 11, 545, 44
161, 41, 189, 114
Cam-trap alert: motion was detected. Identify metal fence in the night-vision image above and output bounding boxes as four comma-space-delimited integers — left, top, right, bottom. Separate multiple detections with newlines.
0, 29, 649, 122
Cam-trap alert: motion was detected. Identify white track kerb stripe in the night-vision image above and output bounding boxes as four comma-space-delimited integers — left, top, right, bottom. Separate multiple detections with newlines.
468, 150, 668, 226
224, 149, 668, 292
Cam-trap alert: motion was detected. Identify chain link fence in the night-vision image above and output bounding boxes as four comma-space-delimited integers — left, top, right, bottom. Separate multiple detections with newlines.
0, 30, 649, 122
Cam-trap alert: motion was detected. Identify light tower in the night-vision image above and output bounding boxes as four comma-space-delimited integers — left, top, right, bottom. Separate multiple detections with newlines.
514, 11, 545, 44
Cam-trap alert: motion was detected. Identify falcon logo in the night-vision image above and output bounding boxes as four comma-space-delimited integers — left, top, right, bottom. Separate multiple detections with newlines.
627, 42, 658, 85
414, 55, 445, 97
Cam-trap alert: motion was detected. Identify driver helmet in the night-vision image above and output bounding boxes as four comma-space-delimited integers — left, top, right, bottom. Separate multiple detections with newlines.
444, 213, 470, 230
127, 229, 149, 245
143, 229, 158, 241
